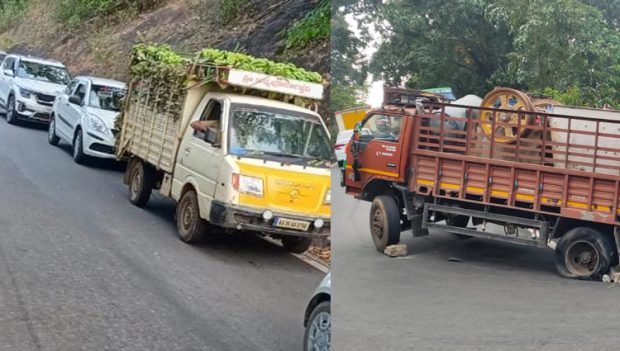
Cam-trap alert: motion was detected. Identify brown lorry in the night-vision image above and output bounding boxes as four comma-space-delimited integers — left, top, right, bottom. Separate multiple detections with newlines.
342, 87, 620, 280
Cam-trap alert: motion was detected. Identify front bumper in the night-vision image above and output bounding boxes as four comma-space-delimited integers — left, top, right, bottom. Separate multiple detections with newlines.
83, 129, 117, 159
15, 97, 53, 123
209, 201, 330, 239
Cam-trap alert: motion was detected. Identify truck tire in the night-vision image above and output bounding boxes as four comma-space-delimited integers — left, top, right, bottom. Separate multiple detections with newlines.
48, 115, 60, 145
128, 160, 155, 207
176, 190, 207, 243
369, 195, 401, 252
555, 227, 616, 280
282, 237, 312, 254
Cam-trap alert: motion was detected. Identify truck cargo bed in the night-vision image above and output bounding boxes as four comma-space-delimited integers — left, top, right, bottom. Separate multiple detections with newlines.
409, 103, 620, 225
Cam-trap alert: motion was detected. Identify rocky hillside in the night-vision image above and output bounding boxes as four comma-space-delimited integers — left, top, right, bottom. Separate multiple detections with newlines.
0, 0, 329, 115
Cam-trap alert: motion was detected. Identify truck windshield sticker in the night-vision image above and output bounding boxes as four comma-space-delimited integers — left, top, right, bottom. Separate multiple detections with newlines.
230, 147, 248, 156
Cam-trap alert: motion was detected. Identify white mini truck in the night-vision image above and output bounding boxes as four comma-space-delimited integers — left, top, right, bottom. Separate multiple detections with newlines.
116, 69, 332, 253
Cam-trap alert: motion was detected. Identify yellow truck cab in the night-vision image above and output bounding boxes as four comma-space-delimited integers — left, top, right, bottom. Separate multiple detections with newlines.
117, 67, 332, 253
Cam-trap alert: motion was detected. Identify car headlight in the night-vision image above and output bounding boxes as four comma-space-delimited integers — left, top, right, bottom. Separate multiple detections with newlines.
88, 115, 107, 134
19, 88, 35, 99
233, 174, 264, 197
324, 189, 331, 205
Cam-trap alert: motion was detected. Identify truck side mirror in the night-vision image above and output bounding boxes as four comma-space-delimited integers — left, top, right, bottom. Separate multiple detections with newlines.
3, 69, 13, 77
204, 127, 221, 147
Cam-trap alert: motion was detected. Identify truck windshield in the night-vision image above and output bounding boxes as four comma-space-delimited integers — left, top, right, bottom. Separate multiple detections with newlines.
229, 104, 333, 161
16, 61, 71, 85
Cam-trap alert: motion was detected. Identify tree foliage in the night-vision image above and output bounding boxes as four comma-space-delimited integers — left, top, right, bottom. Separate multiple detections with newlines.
345, 0, 620, 108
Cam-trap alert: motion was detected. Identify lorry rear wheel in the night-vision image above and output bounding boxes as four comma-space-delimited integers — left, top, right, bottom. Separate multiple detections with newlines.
176, 190, 207, 243
555, 227, 616, 280
128, 160, 155, 207
282, 237, 312, 254
369, 195, 401, 252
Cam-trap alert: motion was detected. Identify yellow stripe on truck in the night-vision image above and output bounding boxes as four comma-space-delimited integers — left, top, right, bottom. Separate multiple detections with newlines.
416, 179, 618, 214
345, 165, 399, 177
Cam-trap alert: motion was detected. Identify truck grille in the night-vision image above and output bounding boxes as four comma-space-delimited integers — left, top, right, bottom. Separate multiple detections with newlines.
35, 93, 55, 106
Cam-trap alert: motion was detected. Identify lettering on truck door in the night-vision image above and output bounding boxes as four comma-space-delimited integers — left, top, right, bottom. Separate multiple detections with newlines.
346, 113, 405, 189
175, 98, 225, 210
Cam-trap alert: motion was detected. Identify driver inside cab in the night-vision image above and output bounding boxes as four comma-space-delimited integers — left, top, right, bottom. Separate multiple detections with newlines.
191, 100, 222, 134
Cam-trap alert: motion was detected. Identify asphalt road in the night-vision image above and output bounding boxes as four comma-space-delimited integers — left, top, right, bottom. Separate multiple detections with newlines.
0, 119, 323, 351
332, 168, 620, 351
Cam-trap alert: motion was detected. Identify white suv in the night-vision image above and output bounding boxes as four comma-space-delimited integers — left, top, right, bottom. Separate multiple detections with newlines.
0, 55, 71, 125
48, 76, 127, 163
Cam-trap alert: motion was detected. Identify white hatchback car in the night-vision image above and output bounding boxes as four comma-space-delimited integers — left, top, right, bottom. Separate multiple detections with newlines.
48, 76, 126, 163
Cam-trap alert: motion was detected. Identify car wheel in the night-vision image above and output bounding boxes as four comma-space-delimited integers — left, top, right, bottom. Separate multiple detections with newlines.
303, 301, 331, 351
176, 189, 208, 243
369, 195, 401, 252
6, 94, 18, 125
555, 227, 616, 280
281, 236, 312, 254
72, 129, 87, 164
128, 159, 155, 207
48, 115, 60, 146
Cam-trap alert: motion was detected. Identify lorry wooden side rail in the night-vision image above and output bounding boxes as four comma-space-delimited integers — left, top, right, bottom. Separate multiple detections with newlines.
412, 102, 620, 225
344, 95, 620, 280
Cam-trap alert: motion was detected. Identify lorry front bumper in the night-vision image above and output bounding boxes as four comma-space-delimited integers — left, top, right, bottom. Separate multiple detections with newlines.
209, 201, 330, 239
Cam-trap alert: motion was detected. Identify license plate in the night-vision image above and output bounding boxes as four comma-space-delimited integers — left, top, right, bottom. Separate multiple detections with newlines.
273, 217, 311, 231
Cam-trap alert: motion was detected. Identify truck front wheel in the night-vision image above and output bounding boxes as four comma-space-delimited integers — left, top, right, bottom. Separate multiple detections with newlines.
369, 195, 401, 252
282, 237, 312, 254
128, 160, 155, 207
555, 227, 616, 280
176, 190, 208, 243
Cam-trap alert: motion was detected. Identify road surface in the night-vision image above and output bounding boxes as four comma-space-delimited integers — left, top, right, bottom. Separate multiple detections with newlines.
332, 168, 620, 351
0, 119, 323, 351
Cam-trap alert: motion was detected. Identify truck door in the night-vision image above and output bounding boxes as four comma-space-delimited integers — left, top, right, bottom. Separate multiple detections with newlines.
175, 98, 225, 209
345, 113, 406, 190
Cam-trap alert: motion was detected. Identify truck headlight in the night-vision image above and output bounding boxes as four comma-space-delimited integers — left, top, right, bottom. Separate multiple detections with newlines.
324, 189, 331, 205
19, 88, 34, 99
88, 115, 107, 134
233, 174, 264, 197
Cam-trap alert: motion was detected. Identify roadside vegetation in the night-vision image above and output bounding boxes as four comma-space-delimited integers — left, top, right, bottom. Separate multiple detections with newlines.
56, 0, 162, 28
282, 0, 329, 52
0, 0, 28, 31
220, 0, 246, 22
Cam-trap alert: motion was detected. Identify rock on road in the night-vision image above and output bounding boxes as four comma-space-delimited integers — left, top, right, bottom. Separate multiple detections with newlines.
331, 168, 620, 351
0, 120, 322, 351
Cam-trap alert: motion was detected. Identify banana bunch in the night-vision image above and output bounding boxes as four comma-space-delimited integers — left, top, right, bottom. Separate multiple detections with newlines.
199, 48, 323, 83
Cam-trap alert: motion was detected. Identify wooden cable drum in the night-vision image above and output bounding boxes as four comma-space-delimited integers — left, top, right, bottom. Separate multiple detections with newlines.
480, 87, 535, 143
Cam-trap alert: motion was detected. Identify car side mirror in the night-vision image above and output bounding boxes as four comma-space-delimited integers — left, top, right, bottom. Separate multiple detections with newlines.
204, 127, 221, 147
69, 95, 82, 105
4, 69, 13, 77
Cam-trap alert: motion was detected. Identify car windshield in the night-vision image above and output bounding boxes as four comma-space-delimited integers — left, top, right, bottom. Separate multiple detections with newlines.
229, 104, 333, 161
16, 61, 70, 85
89, 85, 126, 112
